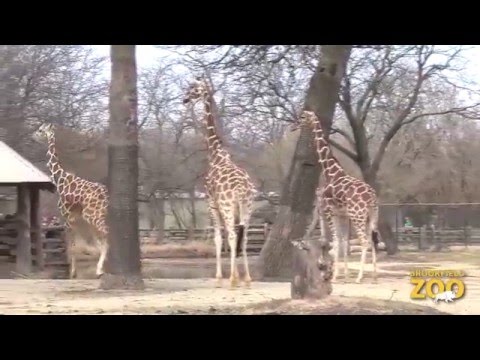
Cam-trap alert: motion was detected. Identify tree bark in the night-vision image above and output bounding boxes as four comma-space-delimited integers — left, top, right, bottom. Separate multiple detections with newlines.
258, 46, 352, 284
379, 219, 397, 255
100, 45, 144, 290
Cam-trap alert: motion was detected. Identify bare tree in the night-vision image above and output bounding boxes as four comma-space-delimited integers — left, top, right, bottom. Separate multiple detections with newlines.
0, 45, 107, 166
100, 45, 143, 290
335, 45, 480, 189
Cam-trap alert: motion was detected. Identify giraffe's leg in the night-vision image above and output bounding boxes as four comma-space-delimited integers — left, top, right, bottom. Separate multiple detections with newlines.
81, 212, 108, 279
66, 229, 77, 279
208, 202, 224, 286
333, 216, 349, 281
370, 234, 377, 283
323, 207, 341, 282
64, 215, 78, 279
220, 208, 238, 288
58, 201, 76, 279
351, 217, 369, 284
95, 236, 108, 278
369, 207, 379, 282
239, 200, 253, 286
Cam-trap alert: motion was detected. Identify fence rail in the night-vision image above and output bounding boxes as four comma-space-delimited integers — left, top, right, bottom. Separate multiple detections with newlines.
140, 224, 269, 254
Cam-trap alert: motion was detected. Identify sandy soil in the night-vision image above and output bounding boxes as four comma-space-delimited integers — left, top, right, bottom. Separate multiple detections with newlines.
0, 278, 447, 315
0, 247, 479, 315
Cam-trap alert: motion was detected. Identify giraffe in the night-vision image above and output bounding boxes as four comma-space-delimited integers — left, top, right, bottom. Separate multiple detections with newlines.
34, 123, 109, 279
294, 110, 380, 283
183, 77, 257, 288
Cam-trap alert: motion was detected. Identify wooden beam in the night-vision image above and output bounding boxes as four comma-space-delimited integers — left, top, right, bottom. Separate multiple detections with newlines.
16, 184, 31, 275
30, 186, 44, 270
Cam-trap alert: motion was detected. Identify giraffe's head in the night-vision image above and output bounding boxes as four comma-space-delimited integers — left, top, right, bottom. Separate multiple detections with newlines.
183, 77, 209, 104
33, 123, 55, 142
290, 110, 318, 132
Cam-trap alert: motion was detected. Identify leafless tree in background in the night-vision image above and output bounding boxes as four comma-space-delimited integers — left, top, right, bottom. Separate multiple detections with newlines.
335, 45, 480, 190
0, 45, 107, 150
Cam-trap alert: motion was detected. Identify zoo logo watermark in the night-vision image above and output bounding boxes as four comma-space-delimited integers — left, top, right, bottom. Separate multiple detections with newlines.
409, 269, 466, 304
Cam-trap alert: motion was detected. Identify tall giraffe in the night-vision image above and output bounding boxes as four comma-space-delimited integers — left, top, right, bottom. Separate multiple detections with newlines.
35, 123, 109, 279
295, 110, 380, 283
183, 77, 256, 288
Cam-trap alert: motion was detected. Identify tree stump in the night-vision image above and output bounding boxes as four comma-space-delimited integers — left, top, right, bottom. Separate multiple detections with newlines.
291, 239, 333, 299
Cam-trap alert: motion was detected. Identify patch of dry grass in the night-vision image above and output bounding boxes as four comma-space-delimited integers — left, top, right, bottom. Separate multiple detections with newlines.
382, 247, 480, 267
232, 297, 448, 315
141, 241, 215, 259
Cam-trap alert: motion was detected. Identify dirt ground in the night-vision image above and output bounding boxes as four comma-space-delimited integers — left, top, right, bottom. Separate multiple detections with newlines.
0, 246, 479, 315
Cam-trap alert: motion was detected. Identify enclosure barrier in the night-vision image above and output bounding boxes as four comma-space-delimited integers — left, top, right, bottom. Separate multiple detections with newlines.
2, 219, 477, 279
0, 221, 68, 278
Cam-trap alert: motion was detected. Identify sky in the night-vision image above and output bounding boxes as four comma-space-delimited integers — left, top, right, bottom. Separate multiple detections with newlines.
91, 44, 480, 89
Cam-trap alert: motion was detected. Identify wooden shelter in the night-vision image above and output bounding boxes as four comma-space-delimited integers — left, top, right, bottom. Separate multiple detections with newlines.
0, 141, 55, 275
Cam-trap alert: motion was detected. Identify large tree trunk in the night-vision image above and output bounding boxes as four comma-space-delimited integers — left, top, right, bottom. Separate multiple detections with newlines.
258, 46, 352, 286
100, 45, 144, 290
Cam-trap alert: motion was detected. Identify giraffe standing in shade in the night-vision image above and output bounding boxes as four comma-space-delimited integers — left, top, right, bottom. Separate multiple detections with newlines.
35, 123, 109, 279
295, 110, 380, 283
183, 77, 256, 288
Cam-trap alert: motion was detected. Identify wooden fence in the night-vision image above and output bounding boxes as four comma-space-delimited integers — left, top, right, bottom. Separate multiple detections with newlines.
140, 224, 480, 254
395, 226, 480, 249
140, 223, 270, 254
3, 222, 478, 278
0, 222, 68, 277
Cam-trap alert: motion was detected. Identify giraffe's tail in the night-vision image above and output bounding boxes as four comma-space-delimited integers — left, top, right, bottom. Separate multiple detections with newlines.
372, 230, 380, 252
369, 206, 381, 252
236, 225, 245, 258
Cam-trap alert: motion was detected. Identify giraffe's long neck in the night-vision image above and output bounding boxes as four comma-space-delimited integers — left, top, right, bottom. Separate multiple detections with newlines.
46, 134, 67, 185
312, 119, 346, 183
202, 93, 224, 162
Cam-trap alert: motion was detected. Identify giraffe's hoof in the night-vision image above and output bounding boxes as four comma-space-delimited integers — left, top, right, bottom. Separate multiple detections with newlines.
215, 277, 223, 287
244, 277, 252, 287
355, 278, 362, 284
229, 277, 239, 288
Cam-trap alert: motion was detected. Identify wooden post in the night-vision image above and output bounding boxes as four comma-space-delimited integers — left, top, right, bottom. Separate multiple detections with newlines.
30, 186, 44, 270
16, 184, 31, 275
